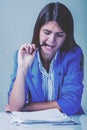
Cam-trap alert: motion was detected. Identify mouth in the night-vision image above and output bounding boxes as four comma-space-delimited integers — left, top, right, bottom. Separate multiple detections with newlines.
40, 42, 55, 48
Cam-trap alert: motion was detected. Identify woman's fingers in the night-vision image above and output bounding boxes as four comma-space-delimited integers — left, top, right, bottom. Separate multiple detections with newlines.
28, 44, 36, 54
19, 43, 36, 54
19, 44, 29, 53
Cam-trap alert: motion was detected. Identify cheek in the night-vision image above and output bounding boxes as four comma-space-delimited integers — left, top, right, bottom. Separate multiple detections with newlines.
39, 32, 45, 42
56, 37, 66, 48
57, 38, 65, 45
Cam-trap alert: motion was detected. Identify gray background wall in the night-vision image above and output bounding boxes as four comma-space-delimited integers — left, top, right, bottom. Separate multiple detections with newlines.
0, 0, 87, 114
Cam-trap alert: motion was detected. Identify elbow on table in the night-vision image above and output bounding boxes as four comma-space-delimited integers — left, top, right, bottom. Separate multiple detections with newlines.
5, 104, 24, 112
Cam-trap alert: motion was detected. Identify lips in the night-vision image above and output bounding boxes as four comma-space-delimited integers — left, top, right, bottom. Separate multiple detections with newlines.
44, 44, 56, 50
46, 44, 55, 47
40, 42, 55, 47
44, 44, 56, 52
43, 42, 55, 47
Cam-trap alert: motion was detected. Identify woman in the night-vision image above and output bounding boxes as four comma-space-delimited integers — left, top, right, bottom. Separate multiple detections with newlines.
6, 2, 84, 116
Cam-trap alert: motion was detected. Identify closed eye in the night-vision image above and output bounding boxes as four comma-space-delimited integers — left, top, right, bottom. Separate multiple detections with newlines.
43, 30, 51, 35
43, 29, 65, 37
56, 32, 65, 37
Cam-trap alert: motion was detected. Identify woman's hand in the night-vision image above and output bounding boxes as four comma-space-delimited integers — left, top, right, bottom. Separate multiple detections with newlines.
7, 44, 37, 111
18, 44, 37, 71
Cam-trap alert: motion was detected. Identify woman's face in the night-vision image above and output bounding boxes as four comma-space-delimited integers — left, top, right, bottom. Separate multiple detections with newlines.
39, 21, 66, 59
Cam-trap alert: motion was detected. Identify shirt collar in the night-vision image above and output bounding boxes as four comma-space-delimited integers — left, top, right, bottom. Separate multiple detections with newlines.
37, 50, 59, 65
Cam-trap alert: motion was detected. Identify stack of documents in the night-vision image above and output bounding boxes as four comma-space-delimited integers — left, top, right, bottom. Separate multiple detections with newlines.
10, 108, 79, 125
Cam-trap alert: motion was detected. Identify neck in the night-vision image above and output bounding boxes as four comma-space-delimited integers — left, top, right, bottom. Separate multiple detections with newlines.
44, 60, 51, 72
40, 52, 53, 72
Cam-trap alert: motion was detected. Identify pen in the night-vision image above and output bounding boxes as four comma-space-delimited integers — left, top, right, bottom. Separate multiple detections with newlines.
38, 42, 48, 47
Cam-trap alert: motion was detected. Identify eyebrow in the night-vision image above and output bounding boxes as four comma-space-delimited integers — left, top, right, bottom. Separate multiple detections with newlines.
43, 29, 51, 32
43, 29, 64, 33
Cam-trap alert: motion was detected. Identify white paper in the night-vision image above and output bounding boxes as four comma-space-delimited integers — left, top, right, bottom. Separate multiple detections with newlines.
10, 108, 78, 125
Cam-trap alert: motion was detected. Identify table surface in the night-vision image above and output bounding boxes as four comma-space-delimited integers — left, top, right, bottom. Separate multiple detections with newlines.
0, 112, 87, 130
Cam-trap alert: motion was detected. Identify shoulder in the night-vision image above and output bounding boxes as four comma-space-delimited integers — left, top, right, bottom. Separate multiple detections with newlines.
67, 46, 83, 55
14, 50, 18, 57
61, 46, 84, 70
63, 46, 83, 61
13, 50, 18, 64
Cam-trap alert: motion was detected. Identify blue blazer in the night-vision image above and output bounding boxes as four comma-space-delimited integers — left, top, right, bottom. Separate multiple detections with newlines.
8, 46, 84, 116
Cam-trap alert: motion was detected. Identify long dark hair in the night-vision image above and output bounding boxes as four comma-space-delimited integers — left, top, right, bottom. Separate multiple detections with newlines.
31, 2, 78, 52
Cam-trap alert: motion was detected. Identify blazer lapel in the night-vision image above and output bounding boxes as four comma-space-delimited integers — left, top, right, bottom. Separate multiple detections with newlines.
54, 50, 62, 99
31, 59, 45, 101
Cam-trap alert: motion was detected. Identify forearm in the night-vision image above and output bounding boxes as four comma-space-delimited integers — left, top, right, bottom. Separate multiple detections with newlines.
22, 101, 61, 112
9, 68, 27, 111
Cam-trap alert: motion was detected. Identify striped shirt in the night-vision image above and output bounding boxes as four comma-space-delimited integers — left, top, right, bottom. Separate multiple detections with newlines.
37, 51, 58, 101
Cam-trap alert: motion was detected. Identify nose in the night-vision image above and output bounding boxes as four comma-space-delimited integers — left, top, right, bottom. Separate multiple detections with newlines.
49, 34, 56, 43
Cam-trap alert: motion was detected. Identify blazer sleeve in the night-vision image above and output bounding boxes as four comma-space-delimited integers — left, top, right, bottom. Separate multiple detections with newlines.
7, 50, 29, 103
57, 47, 84, 115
